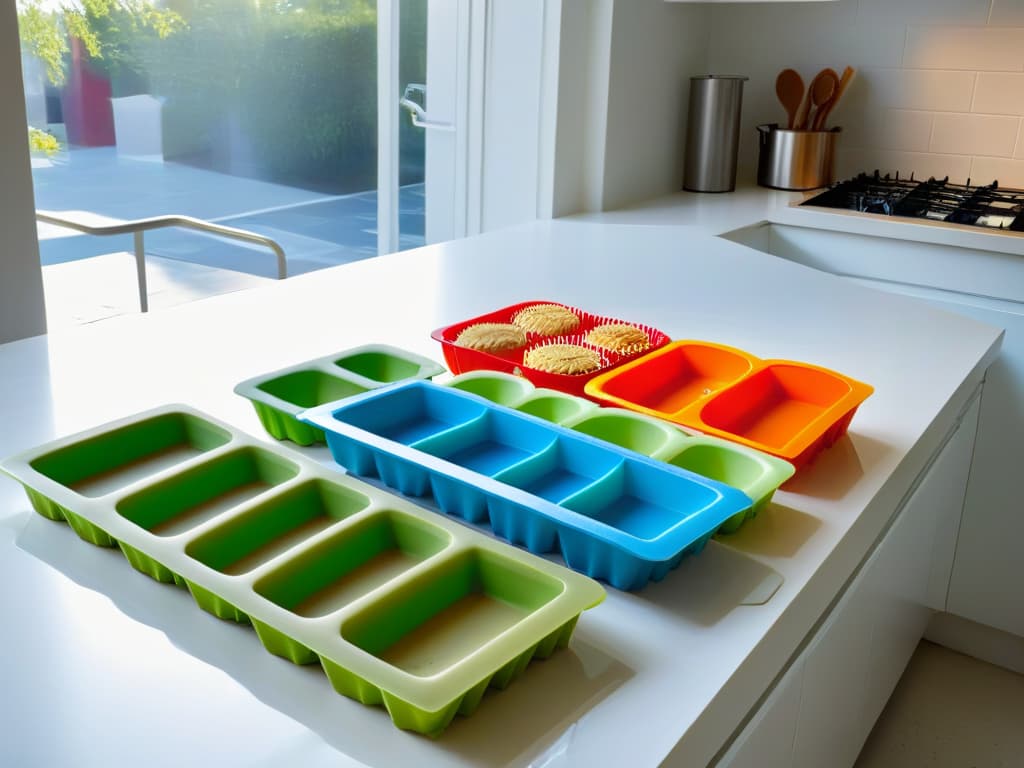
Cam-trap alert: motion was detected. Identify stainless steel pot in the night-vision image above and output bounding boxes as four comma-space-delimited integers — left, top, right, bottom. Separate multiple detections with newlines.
757, 124, 840, 191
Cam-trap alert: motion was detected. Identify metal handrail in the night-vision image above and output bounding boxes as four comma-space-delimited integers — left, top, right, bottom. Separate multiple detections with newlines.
37, 209, 288, 313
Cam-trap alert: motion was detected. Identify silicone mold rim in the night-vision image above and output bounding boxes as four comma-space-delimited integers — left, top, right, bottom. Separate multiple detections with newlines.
234, 343, 446, 419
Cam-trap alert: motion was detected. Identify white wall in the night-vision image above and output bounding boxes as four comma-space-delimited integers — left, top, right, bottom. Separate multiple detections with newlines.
478, 1, 550, 232
476, 0, 597, 228
481, 0, 712, 219
707, 0, 1024, 186
601, 0, 710, 211
0, 0, 47, 342
550, 0, 614, 217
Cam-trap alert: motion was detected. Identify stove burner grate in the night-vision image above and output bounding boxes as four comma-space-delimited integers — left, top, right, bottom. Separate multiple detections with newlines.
801, 171, 1024, 231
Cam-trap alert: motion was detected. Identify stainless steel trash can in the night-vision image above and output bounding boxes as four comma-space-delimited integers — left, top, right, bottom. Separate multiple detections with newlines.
683, 75, 748, 193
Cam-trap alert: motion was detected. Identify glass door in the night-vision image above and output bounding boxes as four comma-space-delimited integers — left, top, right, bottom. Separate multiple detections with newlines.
16, 0, 468, 326
382, 0, 468, 254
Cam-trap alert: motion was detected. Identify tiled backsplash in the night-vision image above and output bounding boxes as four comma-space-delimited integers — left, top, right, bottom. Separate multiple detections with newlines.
707, 0, 1024, 187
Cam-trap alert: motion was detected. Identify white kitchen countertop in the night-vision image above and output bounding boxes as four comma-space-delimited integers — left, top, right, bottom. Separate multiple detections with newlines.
572, 183, 1024, 257
0, 219, 1003, 768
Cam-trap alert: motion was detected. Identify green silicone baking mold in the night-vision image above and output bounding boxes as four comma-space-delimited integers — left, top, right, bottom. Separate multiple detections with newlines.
235, 344, 445, 446
444, 371, 794, 534
1, 405, 604, 736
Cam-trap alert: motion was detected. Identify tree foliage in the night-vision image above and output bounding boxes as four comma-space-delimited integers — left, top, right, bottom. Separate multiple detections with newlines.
16, 0, 426, 193
16, 0, 186, 86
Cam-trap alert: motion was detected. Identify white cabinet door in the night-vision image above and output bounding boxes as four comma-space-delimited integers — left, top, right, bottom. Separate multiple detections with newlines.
926, 396, 980, 612
722, 405, 977, 768
858, 466, 940, 736
857, 400, 976, 749
945, 305, 1024, 636
791, 568, 874, 768
716, 656, 805, 768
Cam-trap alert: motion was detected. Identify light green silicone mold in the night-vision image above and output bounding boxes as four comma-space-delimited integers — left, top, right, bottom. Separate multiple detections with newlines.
235, 344, 445, 446
1, 405, 604, 736
444, 371, 600, 425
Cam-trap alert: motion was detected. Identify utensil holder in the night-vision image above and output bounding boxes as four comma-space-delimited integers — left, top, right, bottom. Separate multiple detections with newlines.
757, 123, 840, 191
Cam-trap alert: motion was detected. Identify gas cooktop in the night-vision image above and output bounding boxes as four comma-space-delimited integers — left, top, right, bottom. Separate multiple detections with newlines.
801, 172, 1024, 232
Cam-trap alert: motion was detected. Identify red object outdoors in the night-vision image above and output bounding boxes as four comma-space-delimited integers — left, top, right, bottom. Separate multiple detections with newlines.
61, 37, 115, 147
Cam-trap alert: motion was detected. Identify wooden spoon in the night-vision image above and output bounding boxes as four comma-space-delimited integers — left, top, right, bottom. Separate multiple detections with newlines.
776, 69, 805, 130
798, 68, 838, 131
792, 80, 814, 131
808, 69, 839, 130
812, 66, 855, 131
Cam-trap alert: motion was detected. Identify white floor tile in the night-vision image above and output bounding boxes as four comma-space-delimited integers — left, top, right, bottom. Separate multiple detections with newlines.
855, 640, 1024, 768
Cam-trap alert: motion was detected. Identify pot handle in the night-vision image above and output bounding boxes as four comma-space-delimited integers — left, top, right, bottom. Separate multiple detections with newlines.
757, 123, 777, 149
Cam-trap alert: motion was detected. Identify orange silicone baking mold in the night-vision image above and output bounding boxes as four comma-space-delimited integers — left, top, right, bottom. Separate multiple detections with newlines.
585, 341, 874, 470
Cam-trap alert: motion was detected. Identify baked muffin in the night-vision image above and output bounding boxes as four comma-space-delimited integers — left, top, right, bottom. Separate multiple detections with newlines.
586, 323, 650, 354
524, 344, 602, 375
455, 323, 527, 353
512, 304, 581, 336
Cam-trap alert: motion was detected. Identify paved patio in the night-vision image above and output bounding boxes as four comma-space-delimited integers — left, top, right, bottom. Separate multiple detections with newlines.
34, 147, 426, 324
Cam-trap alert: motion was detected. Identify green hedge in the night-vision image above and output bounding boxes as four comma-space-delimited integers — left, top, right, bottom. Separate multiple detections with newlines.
146, 0, 424, 194
243, 12, 378, 191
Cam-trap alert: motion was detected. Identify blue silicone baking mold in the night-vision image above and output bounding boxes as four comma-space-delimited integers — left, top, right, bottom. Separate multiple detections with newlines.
444, 371, 795, 534
299, 381, 754, 590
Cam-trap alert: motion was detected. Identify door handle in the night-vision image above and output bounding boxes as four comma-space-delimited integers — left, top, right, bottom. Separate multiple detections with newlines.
400, 83, 455, 131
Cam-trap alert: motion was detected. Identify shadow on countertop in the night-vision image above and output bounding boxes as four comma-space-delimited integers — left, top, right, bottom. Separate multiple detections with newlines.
15, 508, 633, 768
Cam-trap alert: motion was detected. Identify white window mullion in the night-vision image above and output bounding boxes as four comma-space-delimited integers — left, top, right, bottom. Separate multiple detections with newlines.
377, 0, 401, 256
462, 0, 487, 237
